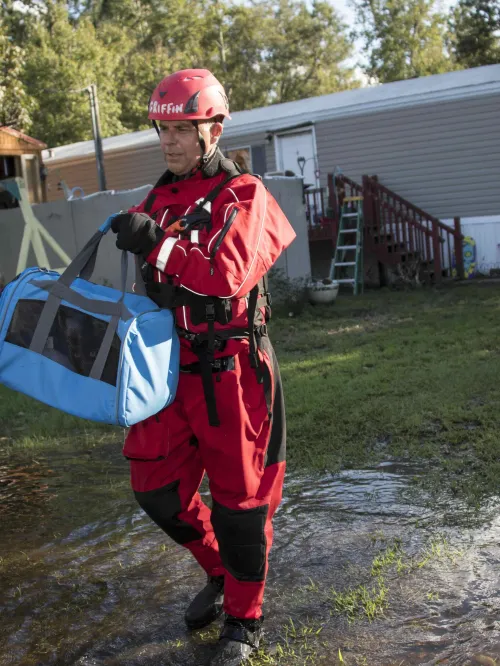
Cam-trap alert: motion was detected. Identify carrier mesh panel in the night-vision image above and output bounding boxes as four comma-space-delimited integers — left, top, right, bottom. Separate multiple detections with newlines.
5, 299, 120, 386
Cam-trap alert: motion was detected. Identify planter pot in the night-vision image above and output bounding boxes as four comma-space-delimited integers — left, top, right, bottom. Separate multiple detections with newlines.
307, 281, 339, 304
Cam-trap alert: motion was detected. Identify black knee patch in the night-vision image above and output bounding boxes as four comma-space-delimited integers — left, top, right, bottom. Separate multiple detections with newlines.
211, 501, 268, 582
134, 480, 203, 545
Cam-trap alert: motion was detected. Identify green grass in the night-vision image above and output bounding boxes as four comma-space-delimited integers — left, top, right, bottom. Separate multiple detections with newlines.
1, 283, 499, 507
246, 534, 464, 665
329, 534, 461, 623
271, 283, 500, 507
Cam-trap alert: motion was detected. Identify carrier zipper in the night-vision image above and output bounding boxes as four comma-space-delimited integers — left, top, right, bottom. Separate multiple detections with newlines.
210, 208, 239, 276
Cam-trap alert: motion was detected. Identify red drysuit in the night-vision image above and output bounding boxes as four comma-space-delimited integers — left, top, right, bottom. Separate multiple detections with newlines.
124, 151, 296, 619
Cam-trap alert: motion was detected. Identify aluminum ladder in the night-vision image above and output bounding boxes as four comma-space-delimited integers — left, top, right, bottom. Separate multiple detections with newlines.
329, 195, 364, 295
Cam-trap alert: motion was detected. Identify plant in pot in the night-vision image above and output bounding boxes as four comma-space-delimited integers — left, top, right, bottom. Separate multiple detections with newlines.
307, 277, 339, 304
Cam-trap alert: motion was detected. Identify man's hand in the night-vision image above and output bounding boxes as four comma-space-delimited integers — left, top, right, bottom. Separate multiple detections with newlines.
110, 212, 165, 256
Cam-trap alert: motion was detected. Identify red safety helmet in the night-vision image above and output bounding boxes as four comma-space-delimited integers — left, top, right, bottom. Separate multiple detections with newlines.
148, 69, 231, 122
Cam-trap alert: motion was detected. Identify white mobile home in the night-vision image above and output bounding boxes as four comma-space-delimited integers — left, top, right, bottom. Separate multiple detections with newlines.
43, 64, 500, 220
42, 65, 500, 277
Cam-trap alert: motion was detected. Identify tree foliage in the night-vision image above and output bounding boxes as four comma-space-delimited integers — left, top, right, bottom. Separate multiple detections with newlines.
0, 17, 34, 130
352, 0, 454, 83
22, 1, 125, 147
3, 0, 494, 148
2, 0, 358, 146
449, 0, 500, 68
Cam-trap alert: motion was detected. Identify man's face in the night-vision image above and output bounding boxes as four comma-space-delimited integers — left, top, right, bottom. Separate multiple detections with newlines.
158, 120, 220, 175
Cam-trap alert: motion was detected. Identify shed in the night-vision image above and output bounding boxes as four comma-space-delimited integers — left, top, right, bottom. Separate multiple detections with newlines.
43, 64, 500, 220
0, 127, 47, 207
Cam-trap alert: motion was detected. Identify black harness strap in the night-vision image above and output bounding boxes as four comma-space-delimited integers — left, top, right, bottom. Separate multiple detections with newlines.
166, 172, 242, 235
143, 192, 156, 214
143, 162, 272, 427
247, 284, 262, 383
180, 356, 235, 374
172, 277, 271, 426
198, 346, 221, 426
177, 326, 250, 427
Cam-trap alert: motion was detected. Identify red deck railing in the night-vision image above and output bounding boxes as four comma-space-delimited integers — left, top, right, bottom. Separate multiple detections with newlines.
305, 186, 338, 242
307, 173, 465, 283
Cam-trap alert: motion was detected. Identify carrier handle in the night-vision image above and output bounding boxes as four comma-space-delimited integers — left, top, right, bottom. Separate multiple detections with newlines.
56, 213, 147, 296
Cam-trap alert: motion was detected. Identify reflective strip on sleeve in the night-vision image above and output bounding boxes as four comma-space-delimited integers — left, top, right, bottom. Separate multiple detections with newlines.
156, 237, 178, 272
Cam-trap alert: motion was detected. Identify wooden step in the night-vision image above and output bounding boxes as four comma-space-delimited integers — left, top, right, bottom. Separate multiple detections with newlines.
372, 248, 418, 265
385, 242, 406, 254
370, 233, 394, 244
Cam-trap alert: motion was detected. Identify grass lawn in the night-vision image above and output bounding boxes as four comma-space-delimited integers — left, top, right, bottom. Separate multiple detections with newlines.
1, 282, 499, 509
271, 282, 500, 509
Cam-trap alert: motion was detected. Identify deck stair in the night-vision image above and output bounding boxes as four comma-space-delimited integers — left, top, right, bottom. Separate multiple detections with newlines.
322, 173, 465, 285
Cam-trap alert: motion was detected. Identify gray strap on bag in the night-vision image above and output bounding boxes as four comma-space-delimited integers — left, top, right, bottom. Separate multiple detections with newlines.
29, 234, 106, 355
89, 313, 120, 380
29, 222, 138, 383
87, 254, 150, 381
88, 252, 129, 380
31, 280, 132, 318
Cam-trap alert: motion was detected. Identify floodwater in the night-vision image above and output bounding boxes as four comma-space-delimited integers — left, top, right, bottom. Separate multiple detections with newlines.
0, 443, 498, 666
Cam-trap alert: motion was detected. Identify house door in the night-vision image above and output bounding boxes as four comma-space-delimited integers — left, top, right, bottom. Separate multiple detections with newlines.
276, 129, 318, 187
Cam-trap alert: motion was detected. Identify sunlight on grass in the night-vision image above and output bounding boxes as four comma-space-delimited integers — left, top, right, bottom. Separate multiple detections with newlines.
1, 284, 500, 507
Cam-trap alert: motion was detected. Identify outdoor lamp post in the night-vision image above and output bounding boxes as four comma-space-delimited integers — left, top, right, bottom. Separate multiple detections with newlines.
85, 84, 107, 192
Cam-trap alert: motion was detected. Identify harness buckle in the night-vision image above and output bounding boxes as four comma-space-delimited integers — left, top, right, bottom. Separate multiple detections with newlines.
205, 302, 216, 321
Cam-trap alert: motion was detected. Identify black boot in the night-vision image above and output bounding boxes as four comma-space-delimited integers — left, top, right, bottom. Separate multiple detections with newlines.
208, 615, 263, 665
185, 575, 225, 630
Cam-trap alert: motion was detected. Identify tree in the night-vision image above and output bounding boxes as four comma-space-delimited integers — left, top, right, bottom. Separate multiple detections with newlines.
112, 0, 359, 128
263, 0, 357, 103
0, 18, 33, 131
352, 0, 454, 83
200, 0, 358, 110
449, 0, 500, 68
1, 0, 359, 145
113, 0, 211, 131
22, 1, 126, 146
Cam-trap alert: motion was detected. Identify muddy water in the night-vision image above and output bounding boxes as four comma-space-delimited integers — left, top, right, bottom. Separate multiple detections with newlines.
0, 446, 498, 666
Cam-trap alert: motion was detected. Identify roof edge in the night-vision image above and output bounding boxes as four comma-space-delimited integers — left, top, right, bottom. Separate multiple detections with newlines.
43, 65, 500, 163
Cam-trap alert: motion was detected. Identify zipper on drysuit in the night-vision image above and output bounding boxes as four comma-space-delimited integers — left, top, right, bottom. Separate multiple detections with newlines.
209, 208, 239, 276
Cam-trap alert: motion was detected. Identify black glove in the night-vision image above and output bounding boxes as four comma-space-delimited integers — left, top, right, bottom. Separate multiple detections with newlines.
110, 212, 165, 256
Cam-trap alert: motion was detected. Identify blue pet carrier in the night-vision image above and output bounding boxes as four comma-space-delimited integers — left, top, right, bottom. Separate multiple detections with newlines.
0, 216, 179, 427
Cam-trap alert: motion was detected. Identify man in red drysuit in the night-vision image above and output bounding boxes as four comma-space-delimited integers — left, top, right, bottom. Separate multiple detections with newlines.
110, 69, 296, 666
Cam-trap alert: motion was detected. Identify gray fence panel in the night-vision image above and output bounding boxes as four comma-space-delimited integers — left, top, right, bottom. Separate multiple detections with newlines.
0, 185, 152, 288
0, 180, 306, 291
32, 199, 76, 271
264, 177, 311, 281
0, 208, 26, 282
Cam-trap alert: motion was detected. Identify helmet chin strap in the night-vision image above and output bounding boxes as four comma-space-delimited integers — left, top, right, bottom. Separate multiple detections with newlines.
193, 120, 211, 165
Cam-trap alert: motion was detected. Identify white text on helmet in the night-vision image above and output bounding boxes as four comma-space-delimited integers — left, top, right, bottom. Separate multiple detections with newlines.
149, 101, 184, 114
